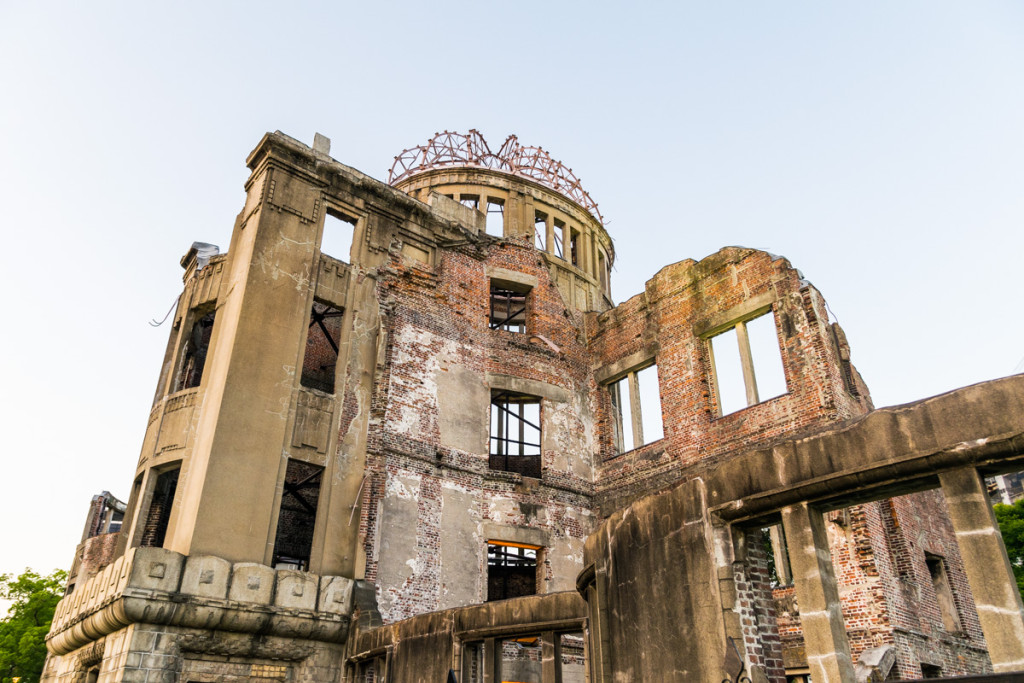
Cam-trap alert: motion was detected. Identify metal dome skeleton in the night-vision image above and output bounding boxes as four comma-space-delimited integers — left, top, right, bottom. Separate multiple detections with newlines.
388, 130, 604, 224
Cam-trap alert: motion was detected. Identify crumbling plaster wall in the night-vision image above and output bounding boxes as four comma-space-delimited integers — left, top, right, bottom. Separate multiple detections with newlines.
362, 233, 598, 622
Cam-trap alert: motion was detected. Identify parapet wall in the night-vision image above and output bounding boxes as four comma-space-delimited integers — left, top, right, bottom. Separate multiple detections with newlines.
46, 547, 354, 657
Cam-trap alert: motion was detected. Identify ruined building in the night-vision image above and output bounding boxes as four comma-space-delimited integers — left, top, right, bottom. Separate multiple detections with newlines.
42, 131, 1024, 683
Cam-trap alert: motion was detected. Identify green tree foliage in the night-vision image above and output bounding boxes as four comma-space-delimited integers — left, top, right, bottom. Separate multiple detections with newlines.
994, 498, 1024, 599
0, 568, 66, 683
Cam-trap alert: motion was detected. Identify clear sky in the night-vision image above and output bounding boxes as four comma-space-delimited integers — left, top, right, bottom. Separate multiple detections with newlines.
1, 2, 1022, 586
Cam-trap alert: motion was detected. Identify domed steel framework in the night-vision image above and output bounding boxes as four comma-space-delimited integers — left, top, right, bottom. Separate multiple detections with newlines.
388, 129, 604, 224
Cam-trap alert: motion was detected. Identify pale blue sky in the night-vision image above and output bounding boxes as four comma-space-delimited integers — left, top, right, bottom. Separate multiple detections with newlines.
1, 2, 1022, 582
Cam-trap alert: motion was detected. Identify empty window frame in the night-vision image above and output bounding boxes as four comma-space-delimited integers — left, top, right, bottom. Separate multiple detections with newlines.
301, 301, 344, 393
569, 229, 580, 266
534, 211, 547, 251
271, 459, 324, 570
459, 194, 480, 211
498, 635, 543, 682
486, 198, 504, 237
925, 553, 962, 632
489, 281, 530, 333
321, 210, 357, 263
487, 541, 539, 601
176, 311, 216, 391
140, 466, 180, 548
552, 218, 566, 259
598, 249, 609, 293
608, 364, 664, 453
461, 641, 485, 683
490, 391, 541, 478
708, 310, 787, 417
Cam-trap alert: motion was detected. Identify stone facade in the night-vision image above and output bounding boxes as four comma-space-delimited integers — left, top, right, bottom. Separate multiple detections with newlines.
42, 130, 1024, 682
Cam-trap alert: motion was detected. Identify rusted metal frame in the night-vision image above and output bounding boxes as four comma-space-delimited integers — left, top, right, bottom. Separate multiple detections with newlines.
282, 469, 322, 514
491, 396, 541, 432
388, 130, 603, 223
309, 305, 342, 355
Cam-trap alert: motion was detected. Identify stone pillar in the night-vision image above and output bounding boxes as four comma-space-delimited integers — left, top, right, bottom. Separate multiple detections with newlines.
781, 502, 855, 683
939, 467, 1024, 673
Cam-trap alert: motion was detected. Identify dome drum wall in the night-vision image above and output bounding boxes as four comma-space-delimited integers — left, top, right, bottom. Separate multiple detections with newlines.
394, 168, 614, 314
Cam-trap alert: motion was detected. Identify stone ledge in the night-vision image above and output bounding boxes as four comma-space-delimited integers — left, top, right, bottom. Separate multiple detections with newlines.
46, 547, 355, 655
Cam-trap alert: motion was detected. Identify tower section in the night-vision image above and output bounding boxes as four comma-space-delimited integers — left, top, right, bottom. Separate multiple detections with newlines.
390, 130, 615, 314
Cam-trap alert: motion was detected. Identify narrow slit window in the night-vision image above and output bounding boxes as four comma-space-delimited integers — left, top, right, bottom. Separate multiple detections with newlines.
534, 211, 547, 251
489, 281, 530, 333
321, 210, 356, 263
486, 198, 504, 237
608, 363, 664, 454
569, 229, 579, 266
926, 554, 962, 632
552, 219, 566, 259
490, 391, 541, 478
487, 541, 539, 601
272, 459, 324, 571
140, 466, 180, 548
176, 311, 215, 391
709, 310, 788, 417
598, 250, 609, 293
301, 301, 344, 393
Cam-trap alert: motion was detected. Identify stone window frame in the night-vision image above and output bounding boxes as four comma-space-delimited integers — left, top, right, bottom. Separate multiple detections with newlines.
484, 374, 569, 479
486, 539, 541, 602
596, 350, 665, 455
485, 268, 538, 335
298, 299, 345, 394
924, 552, 963, 633
173, 304, 217, 394
697, 294, 789, 419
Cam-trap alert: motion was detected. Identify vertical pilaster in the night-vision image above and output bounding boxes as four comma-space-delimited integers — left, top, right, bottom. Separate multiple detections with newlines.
939, 467, 1024, 673
781, 502, 855, 683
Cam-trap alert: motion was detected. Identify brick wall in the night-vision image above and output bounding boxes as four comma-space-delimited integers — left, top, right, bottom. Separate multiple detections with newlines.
589, 248, 872, 513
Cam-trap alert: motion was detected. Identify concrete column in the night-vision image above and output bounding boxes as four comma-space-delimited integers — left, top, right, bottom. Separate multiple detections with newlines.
735, 320, 760, 406
542, 630, 559, 682
781, 502, 855, 683
484, 637, 498, 683
627, 371, 643, 448
939, 467, 1024, 673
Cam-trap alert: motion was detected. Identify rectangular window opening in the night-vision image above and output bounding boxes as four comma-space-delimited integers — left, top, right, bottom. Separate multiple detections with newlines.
709, 310, 788, 417
301, 301, 344, 393
176, 311, 215, 391
552, 219, 566, 259
272, 459, 324, 571
608, 363, 664, 454
459, 194, 480, 211
598, 250, 609, 293
569, 229, 579, 266
140, 466, 180, 548
487, 541, 539, 602
925, 553, 962, 632
489, 281, 530, 333
321, 210, 356, 263
486, 198, 504, 237
498, 633, 543, 682
762, 525, 792, 587
461, 641, 484, 683
534, 211, 547, 251
490, 391, 541, 477
710, 328, 747, 416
